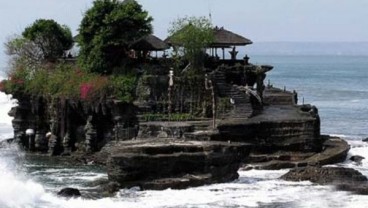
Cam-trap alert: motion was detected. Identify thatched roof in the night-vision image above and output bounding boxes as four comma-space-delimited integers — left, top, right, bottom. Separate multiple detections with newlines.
210, 27, 253, 48
165, 26, 252, 48
131, 34, 169, 51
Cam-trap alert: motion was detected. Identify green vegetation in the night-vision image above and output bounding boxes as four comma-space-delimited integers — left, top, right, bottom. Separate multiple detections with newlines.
1, 1, 149, 103
164, 16, 215, 118
168, 16, 214, 68
0, 0, 214, 118
78, 0, 153, 74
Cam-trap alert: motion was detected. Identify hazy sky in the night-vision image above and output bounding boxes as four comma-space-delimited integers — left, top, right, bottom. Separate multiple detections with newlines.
0, 0, 368, 63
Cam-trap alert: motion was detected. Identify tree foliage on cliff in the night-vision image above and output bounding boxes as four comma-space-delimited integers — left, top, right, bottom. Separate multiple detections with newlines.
1, 14, 139, 103
6, 19, 73, 66
168, 16, 214, 68
77, 0, 153, 74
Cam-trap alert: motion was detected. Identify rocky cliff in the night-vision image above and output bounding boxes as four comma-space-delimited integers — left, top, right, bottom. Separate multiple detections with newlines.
9, 93, 138, 155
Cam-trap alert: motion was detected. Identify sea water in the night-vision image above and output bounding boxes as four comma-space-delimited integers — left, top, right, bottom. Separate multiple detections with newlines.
1, 55, 368, 207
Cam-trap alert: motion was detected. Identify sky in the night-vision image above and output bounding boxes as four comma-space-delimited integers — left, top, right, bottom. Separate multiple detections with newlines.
0, 0, 368, 64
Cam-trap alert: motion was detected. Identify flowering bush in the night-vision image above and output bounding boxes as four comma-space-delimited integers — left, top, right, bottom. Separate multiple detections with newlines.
0, 66, 27, 94
80, 83, 93, 100
0, 63, 137, 103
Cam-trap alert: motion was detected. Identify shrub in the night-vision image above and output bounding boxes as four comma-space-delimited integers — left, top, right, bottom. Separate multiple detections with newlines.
0, 63, 136, 103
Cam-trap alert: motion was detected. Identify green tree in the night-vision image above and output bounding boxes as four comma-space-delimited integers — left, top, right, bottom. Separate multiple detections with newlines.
168, 16, 214, 68
5, 19, 73, 65
78, 0, 153, 74
5, 19, 73, 72
22, 19, 73, 62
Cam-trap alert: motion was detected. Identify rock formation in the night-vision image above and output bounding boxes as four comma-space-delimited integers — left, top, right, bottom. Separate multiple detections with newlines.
105, 139, 251, 190
281, 166, 368, 195
8, 95, 138, 155
57, 187, 82, 198
244, 136, 349, 170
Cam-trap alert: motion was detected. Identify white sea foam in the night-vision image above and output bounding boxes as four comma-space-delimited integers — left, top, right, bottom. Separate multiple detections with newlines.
0, 143, 361, 208
43, 173, 107, 184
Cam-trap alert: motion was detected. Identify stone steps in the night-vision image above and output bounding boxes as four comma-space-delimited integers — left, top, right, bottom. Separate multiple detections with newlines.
230, 104, 253, 118
211, 70, 253, 119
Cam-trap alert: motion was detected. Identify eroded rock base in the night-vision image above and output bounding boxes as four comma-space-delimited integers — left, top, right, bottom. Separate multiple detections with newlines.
243, 136, 350, 170
106, 139, 251, 190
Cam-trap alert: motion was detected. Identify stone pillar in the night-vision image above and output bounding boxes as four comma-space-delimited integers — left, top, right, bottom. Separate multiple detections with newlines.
9, 104, 32, 149
84, 116, 97, 153
47, 132, 58, 156
48, 98, 59, 137
113, 116, 123, 141
62, 132, 72, 155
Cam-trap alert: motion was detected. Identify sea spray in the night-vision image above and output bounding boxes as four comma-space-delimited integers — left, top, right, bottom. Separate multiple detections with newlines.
0, 144, 45, 208
0, 80, 16, 141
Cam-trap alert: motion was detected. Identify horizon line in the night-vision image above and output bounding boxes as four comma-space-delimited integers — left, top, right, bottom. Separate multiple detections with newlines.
252, 41, 368, 43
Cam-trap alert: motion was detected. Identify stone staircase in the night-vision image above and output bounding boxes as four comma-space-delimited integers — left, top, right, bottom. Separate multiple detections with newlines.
211, 71, 253, 119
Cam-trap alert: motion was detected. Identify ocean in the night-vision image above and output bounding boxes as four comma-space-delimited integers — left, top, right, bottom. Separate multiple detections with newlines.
1, 55, 368, 207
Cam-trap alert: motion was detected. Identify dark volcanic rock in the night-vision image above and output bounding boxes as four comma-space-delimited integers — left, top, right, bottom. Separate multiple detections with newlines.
106, 139, 251, 190
280, 166, 368, 195
244, 136, 349, 170
280, 166, 367, 184
217, 105, 322, 153
362, 138, 368, 142
350, 155, 365, 164
57, 188, 81, 198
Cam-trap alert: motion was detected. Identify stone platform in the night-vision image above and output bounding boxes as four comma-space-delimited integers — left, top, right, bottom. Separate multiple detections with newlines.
106, 139, 251, 190
216, 104, 321, 153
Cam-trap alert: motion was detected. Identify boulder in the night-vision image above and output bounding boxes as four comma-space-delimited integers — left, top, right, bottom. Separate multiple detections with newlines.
350, 155, 365, 165
280, 166, 367, 184
280, 166, 368, 195
57, 188, 81, 198
106, 139, 251, 190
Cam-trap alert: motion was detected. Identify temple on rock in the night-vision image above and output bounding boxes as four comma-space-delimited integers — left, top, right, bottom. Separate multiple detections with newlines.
6, 25, 317, 156
3, 25, 348, 190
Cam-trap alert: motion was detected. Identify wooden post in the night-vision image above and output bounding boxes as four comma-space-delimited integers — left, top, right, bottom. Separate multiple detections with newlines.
205, 74, 216, 129
211, 83, 216, 129
168, 86, 172, 121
